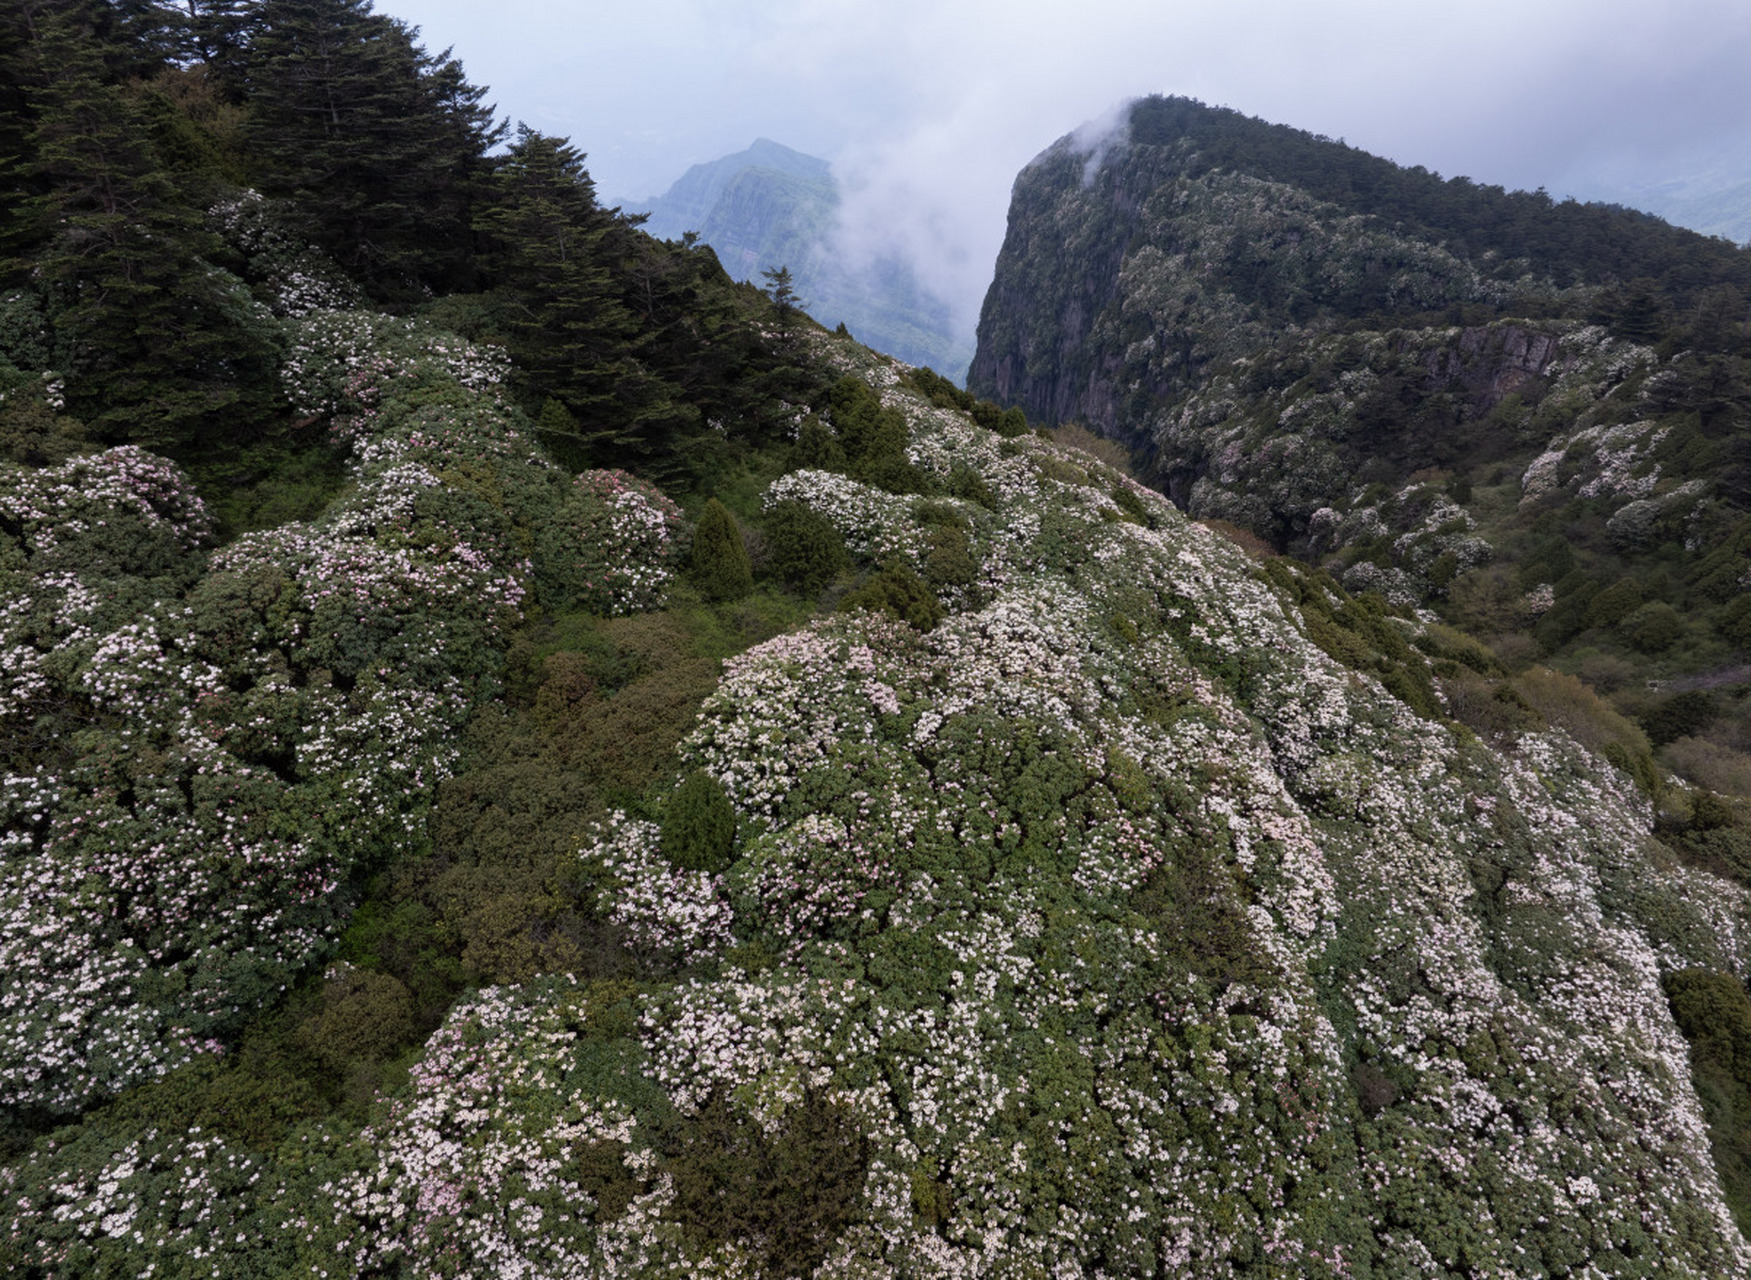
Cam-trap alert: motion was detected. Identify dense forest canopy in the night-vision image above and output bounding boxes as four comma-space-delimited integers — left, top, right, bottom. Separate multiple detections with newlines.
0, 0, 817, 487
1123, 96, 1751, 301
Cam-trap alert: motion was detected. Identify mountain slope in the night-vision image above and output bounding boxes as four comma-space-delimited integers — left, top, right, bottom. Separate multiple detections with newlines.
8, 19, 1751, 1276
636, 138, 834, 247
970, 95, 1751, 799
9, 321, 1751, 1274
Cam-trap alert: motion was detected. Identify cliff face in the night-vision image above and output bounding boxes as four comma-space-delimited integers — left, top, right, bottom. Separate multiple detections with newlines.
969, 129, 1497, 446
970, 97, 1751, 697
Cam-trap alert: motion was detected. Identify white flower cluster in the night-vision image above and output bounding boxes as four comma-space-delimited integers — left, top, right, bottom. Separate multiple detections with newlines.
12, 338, 1751, 1275
549, 470, 690, 615
765, 468, 925, 563
207, 189, 362, 317
583, 815, 736, 962
0, 319, 547, 1112
278, 310, 510, 440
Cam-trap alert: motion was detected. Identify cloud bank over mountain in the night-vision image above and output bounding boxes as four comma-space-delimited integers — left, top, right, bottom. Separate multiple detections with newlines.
387, 0, 1751, 346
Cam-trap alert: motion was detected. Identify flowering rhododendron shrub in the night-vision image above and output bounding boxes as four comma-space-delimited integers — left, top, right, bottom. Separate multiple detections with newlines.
535, 469, 690, 615
279, 309, 511, 443
12, 345, 1716, 1277
7, 333, 1751, 1275
207, 189, 363, 318
0, 312, 605, 1113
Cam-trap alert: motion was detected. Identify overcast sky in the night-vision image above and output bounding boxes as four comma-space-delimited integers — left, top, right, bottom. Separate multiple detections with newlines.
383, 0, 1751, 335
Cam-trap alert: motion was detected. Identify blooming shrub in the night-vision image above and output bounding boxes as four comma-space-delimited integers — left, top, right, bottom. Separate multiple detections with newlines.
279, 309, 511, 442
535, 469, 689, 615
0, 316, 561, 1112
8, 338, 1751, 1276
208, 189, 363, 318
281, 357, 1751, 1275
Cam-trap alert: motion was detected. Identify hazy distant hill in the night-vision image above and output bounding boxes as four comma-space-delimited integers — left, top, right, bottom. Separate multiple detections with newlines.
632, 140, 974, 381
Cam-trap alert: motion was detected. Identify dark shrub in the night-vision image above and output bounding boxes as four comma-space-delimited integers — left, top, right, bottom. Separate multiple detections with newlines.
762, 501, 849, 595
664, 1090, 869, 1276
790, 415, 846, 472
1587, 576, 1645, 628
948, 465, 996, 509
690, 498, 752, 602
661, 770, 737, 873
923, 524, 978, 592
1644, 690, 1718, 747
1621, 601, 1686, 654
840, 564, 943, 632
1718, 594, 1751, 647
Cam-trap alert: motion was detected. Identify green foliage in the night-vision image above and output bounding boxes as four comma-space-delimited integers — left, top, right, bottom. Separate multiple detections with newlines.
948, 464, 997, 509
661, 770, 738, 872
1109, 483, 1151, 525
762, 264, 799, 321
244, 0, 503, 299
790, 414, 847, 471
1587, 576, 1645, 629
1621, 600, 1686, 654
661, 1090, 869, 1276
5, 2, 282, 449
821, 374, 932, 493
1665, 969, 1751, 1233
762, 499, 849, 594
1265, 559, 1443, 718
1441, 672, 1543, 738
293, 964, 417, 1078
901, 364, 975, 412
1719, 594, 1751, 646
839, 563, 943, 632
690, 498, 753, 602
969, 399, 1029, 438
0, 390, 85, 467
1412, 623, 1505, 676
923, 523, 979, 593
1133, 823, 1271, 986
1643, 690, 1719, 748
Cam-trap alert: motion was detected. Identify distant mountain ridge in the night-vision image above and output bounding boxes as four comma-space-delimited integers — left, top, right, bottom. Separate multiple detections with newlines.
634, 138, 831, 246
630, 140, 974, 381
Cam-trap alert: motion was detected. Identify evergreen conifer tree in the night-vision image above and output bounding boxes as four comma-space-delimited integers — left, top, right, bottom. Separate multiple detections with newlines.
8, 0, 278, 445
690, 497, 752, 602
661, 770, 737, 872
476, 126, 687, 471
244, 0, 501, 297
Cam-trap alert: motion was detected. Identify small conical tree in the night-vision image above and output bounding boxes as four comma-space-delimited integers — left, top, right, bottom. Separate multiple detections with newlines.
662, 770, 738, 873
691, 497, 752, 602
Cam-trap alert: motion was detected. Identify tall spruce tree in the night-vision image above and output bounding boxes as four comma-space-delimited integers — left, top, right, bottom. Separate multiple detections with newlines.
476, 126, 687, 471
244, 0, 500, 298
7, 0, 278, 445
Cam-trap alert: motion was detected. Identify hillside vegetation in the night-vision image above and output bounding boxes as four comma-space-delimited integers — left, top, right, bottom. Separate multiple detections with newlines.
970, 95, 1751, 820
3, 11, 1751, 1278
